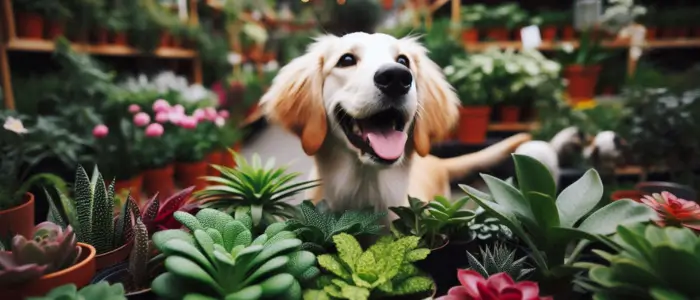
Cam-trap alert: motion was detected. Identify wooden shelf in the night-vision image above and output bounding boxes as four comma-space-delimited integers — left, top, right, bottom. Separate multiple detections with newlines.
6, 38, 196, 58
464, 38, 700, 52
488, 122, 539, 132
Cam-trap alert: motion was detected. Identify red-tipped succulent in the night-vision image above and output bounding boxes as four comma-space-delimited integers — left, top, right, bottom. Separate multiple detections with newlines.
438, 270, 552, 300
641, 191, 700, 231
0, 222, 81, 286
140, 186, 195, 235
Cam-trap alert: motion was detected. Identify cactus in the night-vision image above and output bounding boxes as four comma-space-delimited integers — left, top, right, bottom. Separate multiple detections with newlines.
0, 222, 81, 286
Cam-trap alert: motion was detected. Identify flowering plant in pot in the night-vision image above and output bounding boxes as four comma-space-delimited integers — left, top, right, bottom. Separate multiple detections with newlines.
0, 222, 97, 298
11, 0, 67, 39
556, 30, 611, 102
460, 4, 487, 43
537, 10, 570, 41
90, 119, 142, 198
639, 191, 700, 232
171, 106, 218, 191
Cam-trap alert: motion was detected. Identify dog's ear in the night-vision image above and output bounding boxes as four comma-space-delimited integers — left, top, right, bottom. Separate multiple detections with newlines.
261, 36, 333, 156
584, 145, 600, 162
404, 37, 460, 157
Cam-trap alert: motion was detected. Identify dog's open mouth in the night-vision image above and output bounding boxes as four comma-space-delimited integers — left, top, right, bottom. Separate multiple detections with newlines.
335, 106, 408, 164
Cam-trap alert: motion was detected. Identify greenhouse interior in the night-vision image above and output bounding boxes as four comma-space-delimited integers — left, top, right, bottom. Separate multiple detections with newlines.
1, 0, 700, 299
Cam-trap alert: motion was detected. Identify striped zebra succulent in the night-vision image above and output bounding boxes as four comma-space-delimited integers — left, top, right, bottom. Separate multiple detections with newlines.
466, 243, 534, 281
46, 165, 139, 254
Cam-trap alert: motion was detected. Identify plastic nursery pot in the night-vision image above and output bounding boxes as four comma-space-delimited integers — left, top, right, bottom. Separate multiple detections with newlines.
499, 105, 521, 123
16, 12, 45, 39
461, 28, 479, 43
143, 164, 175, 198
485, 27, 510, 41
111, 32, 129, 46
541, 26, 558, 41
206, 151, 224, 177
1, 242, 96, 299
95, 240, 134, 271
457, 106, 492, 145
562, 26, 576, 40
564, 64, 601, 102
159, 32, 172, 48
46, 21, 66, 40
0, 193, 35, 239
610, 190, 644, 202
95, 28, 109, 45
92, 262, 162, 300
176, 161, 208, 192
112, 175, 144, 202
635, 181, 697, 201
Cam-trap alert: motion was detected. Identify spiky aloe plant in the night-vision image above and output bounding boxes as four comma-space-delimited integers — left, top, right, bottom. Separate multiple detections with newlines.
140, 186, 195, 236
194, 152, 320, 228
465, 243, 535, 281
46, 165, 138, 254
0, 222, 81, 285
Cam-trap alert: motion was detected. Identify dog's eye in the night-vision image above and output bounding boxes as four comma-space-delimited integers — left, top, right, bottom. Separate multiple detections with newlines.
396, 55, 410, 68
336, 54, 357, 67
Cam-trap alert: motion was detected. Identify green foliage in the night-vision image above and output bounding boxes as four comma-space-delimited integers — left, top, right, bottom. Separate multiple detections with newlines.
285, 200, 385, 254
313, 233, 434, 300
460, 154, 657, 286
461, 3, 529, 29
195, 153, 320, 229
27, 282, 127, 300
575, 223, 700, 299
390, 196, 475, 249
151, 208, 318, 299
469, 209, 513, 242
46, 165, 138, 254
556, 30, 611, 66
127, 218, 150, 290
538, 10, 571, 26
466, 243, 534, 281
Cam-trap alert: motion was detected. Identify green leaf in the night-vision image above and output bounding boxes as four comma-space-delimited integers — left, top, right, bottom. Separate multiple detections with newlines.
164, 256, 222, 294
513, 154, 557, 200
333, 233, 363, 271
259, 273, 295, 297
480, 174, 536, 224
405, 249, 430, 262
577, 200, 656, 235
527, 191, 560, 229
556, 169, 604, 228
224, 286, 263, 300
650, 288, 688, 300
318, 254, 351, 280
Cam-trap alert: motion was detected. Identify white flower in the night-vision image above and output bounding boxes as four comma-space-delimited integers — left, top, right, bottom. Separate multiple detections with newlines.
215, 117, 226, 127
4, 117, 27, 134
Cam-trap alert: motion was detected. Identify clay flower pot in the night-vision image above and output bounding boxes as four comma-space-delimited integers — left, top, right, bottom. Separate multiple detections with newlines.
143, 164, 175, 198
461, 28, 479, 43
457, 106, 492, 144
176, 161, 208, 192
47, 21, 66, 40
499, 105, 521, 123
485, 27, 510, 41
541, 26, 558, 41
112, 175, 143, 202
206, 151, 224, 177
16, 12, 45, 39
564, 64, 601, 103
611, 190, 644, 202
111, 32, 128, 46
562, 26, 576, 40
95, 240, 134, 271
95, 28, 109, 45
0, 193, 35, 239
1, 243, 96, 298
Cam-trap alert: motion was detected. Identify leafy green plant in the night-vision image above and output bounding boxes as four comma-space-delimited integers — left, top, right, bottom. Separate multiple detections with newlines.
466, 243, 534, 281
12, 0, 72, 18
45, 165, 137, 254
312, 233, 434, 300
538, 10, 570, 26
285, 200, 385, 254
460, 154, 656, 291
151, 208, 318, 299
195, 152, 320, 228
390, 196, 475, 249
575, 223, 700, 299
469, 208, 514, 242
0, 222, 81, 285
27, 282, 127, 300
556, 30, 611, 66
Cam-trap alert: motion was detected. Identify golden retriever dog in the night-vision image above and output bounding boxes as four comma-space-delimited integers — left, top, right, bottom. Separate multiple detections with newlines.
261, 33, 531, 214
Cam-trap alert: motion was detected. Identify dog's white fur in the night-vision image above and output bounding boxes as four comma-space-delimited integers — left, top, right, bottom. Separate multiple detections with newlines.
585, 131, 625, 172
514, 126, 585, 187
261, 33, 531, 213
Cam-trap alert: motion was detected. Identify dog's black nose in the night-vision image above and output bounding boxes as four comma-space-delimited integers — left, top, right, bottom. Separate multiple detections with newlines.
374, 64, 413, 98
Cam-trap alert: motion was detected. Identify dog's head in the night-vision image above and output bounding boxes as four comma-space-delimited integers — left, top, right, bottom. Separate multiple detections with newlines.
585, 131, 628, 164
261, 33, 459, 166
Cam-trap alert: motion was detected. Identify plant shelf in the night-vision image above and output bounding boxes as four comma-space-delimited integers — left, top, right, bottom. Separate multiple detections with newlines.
488, 122, 540, 132
464, 38, 700, 52
6, 38, 197, 59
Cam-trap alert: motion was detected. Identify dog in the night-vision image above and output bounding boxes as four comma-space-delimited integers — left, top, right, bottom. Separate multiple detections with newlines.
260, 33, 531, 215
584, 131, 627, 181
514, 126, 587, 187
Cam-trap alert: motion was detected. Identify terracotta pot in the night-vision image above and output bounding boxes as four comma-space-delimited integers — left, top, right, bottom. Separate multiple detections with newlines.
176, 161, 208, 192
457, 106, 492, 144
541, 26, 558, 41
562, 26, 576, 40
382, 0, 393, 10
112, 175, 143, 202
485, 27, 510, 41
1, 243, 96, 299
95, 240, 133, 271
564, 65, 601, 102
16, 12, 44, 39
499, 105, 521, 123
95, 28, 109, 45
0, 193, 35, 239
611, 190, 644, 202
46, 21, 66, 39
461, 28, 479, 43
111, 32, 128, 46
159, 32, 172, 48
646, 27, 657, 40
142, 164, 175, 198
206, 151, 224, 177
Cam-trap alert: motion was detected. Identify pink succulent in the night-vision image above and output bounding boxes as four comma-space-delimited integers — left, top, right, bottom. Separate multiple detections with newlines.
128, 104, 141, 113
641, 191, 700, 231
438, 270, 552, 300
92, 124, 109, 138
173, 104, 185, 115
153, 99, 170, 113
155, 112, 170, 123
133, 112, 151, 127
193, 109, 206, 122
145, 123, 164, 137
218, 110, 230, 119
179, 116, 198, 129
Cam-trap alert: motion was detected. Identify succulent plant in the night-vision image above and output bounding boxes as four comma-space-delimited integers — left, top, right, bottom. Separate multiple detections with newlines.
27, 282, 127, 300
140, 186, 195, 235
469, 208, 513, 241
437, 270, 552, 300
0, 222, 81, 286
194, 152, 320, 228
640, 191, 700, 231
391, 196, 475, 249
46, 165, 138, 254
127, 217, 150, 291
466, 243, 534, 281
151, 208, 319, 299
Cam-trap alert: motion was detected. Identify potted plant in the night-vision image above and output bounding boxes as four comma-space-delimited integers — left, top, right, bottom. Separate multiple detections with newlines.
11, 0, 51, 39
557, 30, 611, 103
538, 10, 569, 41
26, 282, 126, 300
172, 105, 218, 192
0, 222, 97, 298
130, 102, 176, 198
103, 6, 129, 46
438, 270, 551, 300
200, 107, 231, 177
482, 3, 528, 41
43, 2, 72, 40
460, 4, 486, 43
90, 120, 143, 200
638, 7, 659, 40
44, 165, 137, 271
217, 121, 244, 169
139, 187, 196, 237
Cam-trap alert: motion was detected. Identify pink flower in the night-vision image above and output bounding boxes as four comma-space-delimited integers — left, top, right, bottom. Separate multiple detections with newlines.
173, 104, 185, 115
92, 124, 109, 138
145, 123, 164, 137
133, 112, 151, 127
218, 110, 230, 119
437, 270, 552, 300
179, 116, 198, 129
153, 99, 170, 113
193, 109, 206, 122
204, 107, 218, 121
155, 112, 170, 123
641, 191, 700, 231
168, 112, 184, 125
215, 116, 226, 127
128, 104, 141, 113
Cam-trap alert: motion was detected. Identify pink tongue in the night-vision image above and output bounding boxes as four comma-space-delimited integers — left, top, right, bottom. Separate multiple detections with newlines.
363, 130, 408, 160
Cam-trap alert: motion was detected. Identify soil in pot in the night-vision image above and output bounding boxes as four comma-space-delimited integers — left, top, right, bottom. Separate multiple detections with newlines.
461, 28, 479, 43
457, 106, 492, 144
0, 193, 35, 239
143, 164, 175, 198
499, 105, 521, 123
47, 21, 66, 40
541, 26, 558, 41
206, 151, 224, 177
564, 65, 601, 101
95, 240, 134, 271
176, 161, 208, 192
1, 243, 96, 299
485, 28, 510, 41
16, 12, 45, 39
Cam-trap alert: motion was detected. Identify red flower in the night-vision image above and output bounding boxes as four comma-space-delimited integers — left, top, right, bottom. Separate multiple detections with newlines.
437, 270, 552, 300
641, 191, 700, 231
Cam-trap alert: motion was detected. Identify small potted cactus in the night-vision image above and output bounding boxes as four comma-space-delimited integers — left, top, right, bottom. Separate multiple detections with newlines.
0, 222, 97, 298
